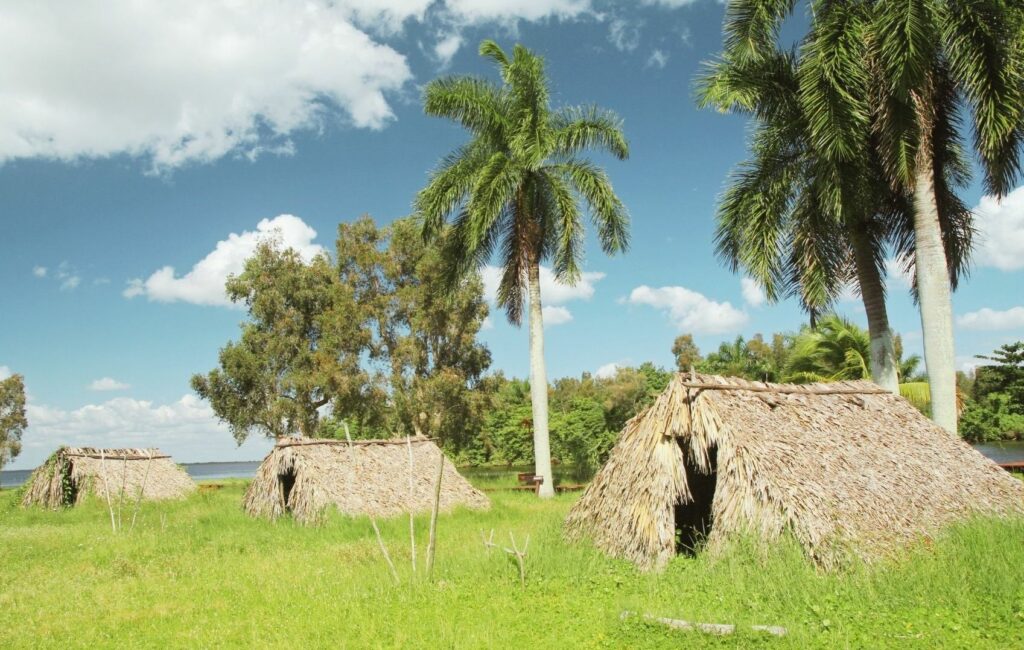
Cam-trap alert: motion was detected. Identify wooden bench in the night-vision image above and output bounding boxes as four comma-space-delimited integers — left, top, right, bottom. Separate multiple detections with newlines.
998, 461, 1024, 473
517, 472, 544, 494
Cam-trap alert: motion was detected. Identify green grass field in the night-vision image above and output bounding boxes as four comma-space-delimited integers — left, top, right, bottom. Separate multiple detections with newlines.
2, 479, 1023, 648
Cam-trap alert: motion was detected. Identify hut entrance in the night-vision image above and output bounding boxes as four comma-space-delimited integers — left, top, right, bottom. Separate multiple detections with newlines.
674, 444, 718, 555
278, 469, 296, 510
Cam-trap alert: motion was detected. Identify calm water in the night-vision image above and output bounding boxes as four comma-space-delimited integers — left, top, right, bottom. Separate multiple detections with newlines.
0, 460, 263, 489
3, 444, 1023, 489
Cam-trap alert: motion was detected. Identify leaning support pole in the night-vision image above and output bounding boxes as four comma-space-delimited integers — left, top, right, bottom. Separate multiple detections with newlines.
343, 422, 400, 585
129, 450, 153, 532
98, 451, 117, 532
425, 445, 445, 578
406, 434, 417, 575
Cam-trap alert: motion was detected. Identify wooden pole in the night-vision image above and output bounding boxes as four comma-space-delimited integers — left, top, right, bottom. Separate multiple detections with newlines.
425, 445, 445, 578
406, 434, 416, 575
97, 451, 117, 532
343, 422, 400, 585
620, 611, 786, 637
129, 451, 153, 532
503, 532, 529, 587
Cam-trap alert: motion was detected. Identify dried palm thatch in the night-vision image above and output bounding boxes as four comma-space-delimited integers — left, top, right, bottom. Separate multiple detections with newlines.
243, 436, 490, 524
565, 374, 1024, 571
21, 447, 196, 508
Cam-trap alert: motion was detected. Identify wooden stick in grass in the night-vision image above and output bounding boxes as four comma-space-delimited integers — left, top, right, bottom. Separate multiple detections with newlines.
129, 450, 153, 532
620, 611, 786, 637
425, 441, 444, 578
406, 434, 416, 574
98, 450, 117, 532
343, 422, 400, 585
117, 454, 129, 530
503, 532, 529, 587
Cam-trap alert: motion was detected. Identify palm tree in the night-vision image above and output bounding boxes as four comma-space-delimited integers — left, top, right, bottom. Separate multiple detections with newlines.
708, 1, 1019, 433
415, 41, 630, 497
698, 47, 907, 393
785, 314, 872, 383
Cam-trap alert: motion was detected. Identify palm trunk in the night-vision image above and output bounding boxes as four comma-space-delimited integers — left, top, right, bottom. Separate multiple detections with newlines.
912, 121, 957, 434
849, 226, 899, 393
527, 261, 555, 499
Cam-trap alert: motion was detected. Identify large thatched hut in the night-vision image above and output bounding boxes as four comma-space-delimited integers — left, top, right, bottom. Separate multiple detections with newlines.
243, 436, 489, 524
565, 374, 1024, 570
21, 447, 196, 508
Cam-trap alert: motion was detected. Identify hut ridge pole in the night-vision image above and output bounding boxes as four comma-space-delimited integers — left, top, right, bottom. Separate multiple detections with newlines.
97, 451, 117, 532
407, 434, 417, 574
426, 441, 444, 578
343, 422, 400, 585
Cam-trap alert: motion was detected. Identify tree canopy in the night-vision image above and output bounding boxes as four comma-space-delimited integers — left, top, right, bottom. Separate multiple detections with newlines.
0, 373, 27, 472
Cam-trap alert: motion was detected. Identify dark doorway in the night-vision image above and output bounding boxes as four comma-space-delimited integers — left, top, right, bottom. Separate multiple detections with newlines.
674, 444, 718, 555
279, 470, 296, 510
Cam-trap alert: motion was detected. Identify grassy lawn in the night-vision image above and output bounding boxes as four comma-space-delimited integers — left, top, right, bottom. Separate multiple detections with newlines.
1, 479, 1023, 648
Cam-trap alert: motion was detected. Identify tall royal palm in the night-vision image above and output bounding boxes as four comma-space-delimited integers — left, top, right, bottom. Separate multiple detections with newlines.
712, 0, 1021, 433
698, 49, 904, 392
415, 41, 630, 497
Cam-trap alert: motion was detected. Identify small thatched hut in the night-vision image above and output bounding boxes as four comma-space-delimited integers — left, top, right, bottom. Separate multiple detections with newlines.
243, 436, 490, 524
21, 447, 196, 508
565, 374, 1024, 570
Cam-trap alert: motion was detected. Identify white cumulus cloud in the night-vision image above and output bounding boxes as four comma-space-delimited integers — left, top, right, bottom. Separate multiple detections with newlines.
740, 277, 765, 307
480, 264, 605, 325
973, 186, 1024, 271
0, 366, 11, 380
434, 32, 464, 66
444, 0, 593, 24
0, 1, 413, 172
956, 306, 1024, 331
595, 362, 621, 379
13, 394, 273, 469
124, 214, 325, 307
32, 266, 47, 278
89, 377, 130, 391
628, 285, 748, 334
543, 305, 573, 325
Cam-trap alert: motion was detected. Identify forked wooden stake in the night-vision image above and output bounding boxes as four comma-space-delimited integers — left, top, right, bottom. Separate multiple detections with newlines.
503, 531, 529, 587
481, 529, 497, 555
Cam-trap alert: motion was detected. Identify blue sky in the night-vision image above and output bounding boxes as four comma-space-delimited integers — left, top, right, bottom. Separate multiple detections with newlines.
2, 0, 1022, 469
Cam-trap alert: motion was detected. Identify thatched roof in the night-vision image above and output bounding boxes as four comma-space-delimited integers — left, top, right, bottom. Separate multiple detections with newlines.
243, 436, 490, 524
21, 447, 196, 509
565, 374, 1024, 570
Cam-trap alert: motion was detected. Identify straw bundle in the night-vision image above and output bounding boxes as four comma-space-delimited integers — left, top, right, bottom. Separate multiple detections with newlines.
243, 436, 490, 524
565, 374, 1024, 570
21, 447, 196, 508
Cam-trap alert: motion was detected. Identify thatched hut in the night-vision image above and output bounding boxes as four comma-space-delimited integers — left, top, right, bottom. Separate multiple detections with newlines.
21, 447, 196, 508
565, 374, 1024, 570
243, 436, 490, 524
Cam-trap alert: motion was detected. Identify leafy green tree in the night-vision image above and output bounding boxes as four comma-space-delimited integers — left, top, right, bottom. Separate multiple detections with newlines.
484, 377, 535, 468
960, 393, 1024, 443
672, 334, 702, 372
698, 335, 779, 381
337, 216, 493, 450
192, 244, 375, 441
0, 373, 27, 476
415, 40, 630, 497
974, 342, 1024, 408
550, 397, 612, 480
